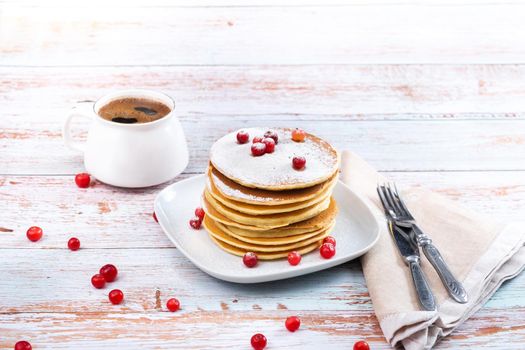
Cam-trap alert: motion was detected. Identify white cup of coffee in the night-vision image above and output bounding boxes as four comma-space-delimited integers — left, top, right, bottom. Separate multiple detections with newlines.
63, 89, 189, 188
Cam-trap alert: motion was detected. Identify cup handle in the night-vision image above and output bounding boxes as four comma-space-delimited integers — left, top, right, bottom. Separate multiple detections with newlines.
63, 103, 94, 153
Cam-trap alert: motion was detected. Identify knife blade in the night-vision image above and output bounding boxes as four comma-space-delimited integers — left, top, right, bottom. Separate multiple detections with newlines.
389, 220, 437, 311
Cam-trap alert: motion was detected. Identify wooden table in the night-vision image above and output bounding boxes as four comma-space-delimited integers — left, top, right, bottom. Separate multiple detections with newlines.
1, 1, 524, 348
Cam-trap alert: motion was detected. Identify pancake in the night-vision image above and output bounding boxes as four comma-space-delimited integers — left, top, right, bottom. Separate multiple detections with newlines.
204, 189, 331, 228
216, 219, 335, 246
203, 215, 331, 253
208, 234, 322, 260
204, 197, 338, 234
210, 128, 339, 190
208, 164, 338, 205
206, 171, 334, 215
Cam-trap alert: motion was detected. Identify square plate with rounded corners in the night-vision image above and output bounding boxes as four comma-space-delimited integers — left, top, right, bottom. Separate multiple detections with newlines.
154, 174, 380, 283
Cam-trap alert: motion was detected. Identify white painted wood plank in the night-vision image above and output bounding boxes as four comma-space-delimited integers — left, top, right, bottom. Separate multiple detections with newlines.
2, 5, 525, 65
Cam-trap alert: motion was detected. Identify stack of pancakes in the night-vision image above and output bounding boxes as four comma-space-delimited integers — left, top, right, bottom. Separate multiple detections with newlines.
202, 128, 340, 260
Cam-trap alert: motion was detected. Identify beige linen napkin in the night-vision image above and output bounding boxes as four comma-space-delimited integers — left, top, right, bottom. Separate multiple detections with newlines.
340, 151, 525, 350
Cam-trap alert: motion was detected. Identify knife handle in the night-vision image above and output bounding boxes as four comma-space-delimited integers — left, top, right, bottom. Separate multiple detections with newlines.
420, 240, 468, 304
407, 256, 437, 311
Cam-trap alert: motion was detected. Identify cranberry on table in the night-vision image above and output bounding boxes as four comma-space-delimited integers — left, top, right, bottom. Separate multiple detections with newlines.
292, 156, 306, 170
109, 289, 124, 305
153, 212, 158, 223
353, 340, 370, 350
74, 173, 91, 188
323, 236, 336, 247
287, 251, 302, 266
264, 130, 278, 144
320, 242, 336, 259
291, 128, 306, 142
252, 136, 264, 144
285, 315, 301, 332
236, 130, 250, 144
250, 333, 267, 350
189, 217, 202, 229
99, 264, 118, 282
262, 137, 275, 153
251, 142, 266, 157
194, 207, 205, 221
14, 341, 32, 350
166, 298, 180, 312
68, 237, 81, 251
91, 273, 106, 289
26, 226, 43, 242
243, 252, 258, 268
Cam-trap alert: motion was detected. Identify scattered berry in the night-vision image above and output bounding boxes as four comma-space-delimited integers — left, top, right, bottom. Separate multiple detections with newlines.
353, 340, 370, 350
75, 173, 91, 188
14, 341, 32, 350
243, 252, 258, 268
287, 251, 302, 266
237, 130, 250, 144
292, 156, 306, 170
195, 207, 205, 221
320, 242, 336, 259
323, 236, 336, 247
285, 316, 301, 332
250, 333, 267, 350
26, 226, 43, 242
291, 128, 306, 142
251, 142, 266, 157
91, 273, 106, 289
189, 217, 202, 229
109, 289, 124, 305
264, 130, 278, 144
68, 237, 81, 251
166, 298, 180, 312
153, 212, 158, 223
99, 264, 118, 282
252, 136, 264, 144
262, 137, 275, 153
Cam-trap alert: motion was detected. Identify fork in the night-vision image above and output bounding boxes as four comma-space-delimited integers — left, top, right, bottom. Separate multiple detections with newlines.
380, 183, 468, 304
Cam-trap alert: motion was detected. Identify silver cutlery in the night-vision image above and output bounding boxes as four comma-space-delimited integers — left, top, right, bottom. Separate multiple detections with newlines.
378, 183, 468, 304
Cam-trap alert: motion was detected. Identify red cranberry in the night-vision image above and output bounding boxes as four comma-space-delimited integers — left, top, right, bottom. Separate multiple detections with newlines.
237, 130, 250, 144
264, 130, 278, 144
262, 137, 275, 153
287, 251, 302, 266
323, 236, 336, 247
292, 156, 306, 170
243, 252, 258, 268
91, 273, 106, 289
100, 264, 118, 282
153, 212, 158, 223
109, 289, 124, 305
68, 237, 81, 251
251, 142, 266, 157
14, 341, 32, 350
166, 298, 180, 312
320, 242, 336, 259
195, 207, 205, 220
26, 226, 43, 242
250, 333, 267, 350
291, 128, 306, 142
285, 316, 301, 332
189, 217, 202, 229
252, 136, 264, 143
75, 173, 91, 188
353, 340, 370, 350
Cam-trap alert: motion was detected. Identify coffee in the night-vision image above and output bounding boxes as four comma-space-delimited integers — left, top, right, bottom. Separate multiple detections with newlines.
98, 97, 171, 124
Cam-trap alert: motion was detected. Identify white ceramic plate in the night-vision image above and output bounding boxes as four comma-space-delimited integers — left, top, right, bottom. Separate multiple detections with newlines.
154, 174, 380, 283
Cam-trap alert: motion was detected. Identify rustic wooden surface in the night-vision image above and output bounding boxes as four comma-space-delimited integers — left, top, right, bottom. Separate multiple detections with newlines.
1, 1, 524, 349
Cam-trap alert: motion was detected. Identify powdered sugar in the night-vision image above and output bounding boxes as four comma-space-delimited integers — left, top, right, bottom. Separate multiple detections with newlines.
210, 128, 339, 189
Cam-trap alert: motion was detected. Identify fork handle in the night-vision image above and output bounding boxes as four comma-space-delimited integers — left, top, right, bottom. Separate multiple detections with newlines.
413, 225, 469, 304
408, 257, 437, 311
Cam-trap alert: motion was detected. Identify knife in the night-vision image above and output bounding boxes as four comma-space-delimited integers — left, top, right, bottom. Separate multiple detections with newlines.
389, 220, 437, 311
